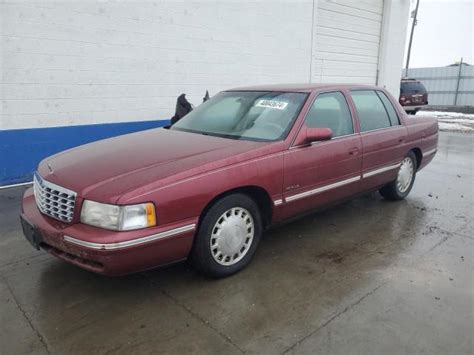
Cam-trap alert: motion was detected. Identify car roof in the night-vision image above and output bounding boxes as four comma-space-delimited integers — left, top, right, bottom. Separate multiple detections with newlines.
226, 83, 378, 93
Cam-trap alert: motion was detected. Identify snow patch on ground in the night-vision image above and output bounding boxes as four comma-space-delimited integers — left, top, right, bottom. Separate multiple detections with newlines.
418, 111, 474, 119
438, 122, 474, 133
416, 110, 474, 133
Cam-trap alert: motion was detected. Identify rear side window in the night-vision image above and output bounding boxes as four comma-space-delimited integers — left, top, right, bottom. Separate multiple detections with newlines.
305, 91, 353, 137
400, 81, 427, 94
376, 91, 400, 126
350, 90, 391, 132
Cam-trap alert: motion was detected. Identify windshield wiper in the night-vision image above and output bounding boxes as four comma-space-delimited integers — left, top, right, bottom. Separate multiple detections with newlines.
197, 131, 239, 140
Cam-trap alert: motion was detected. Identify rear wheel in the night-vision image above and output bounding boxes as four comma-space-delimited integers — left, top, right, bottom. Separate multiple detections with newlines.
379, 151, 417, 200
190, 193, 262, 278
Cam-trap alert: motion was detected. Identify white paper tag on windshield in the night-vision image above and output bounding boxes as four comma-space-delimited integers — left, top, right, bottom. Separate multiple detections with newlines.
255, 99, 288, 110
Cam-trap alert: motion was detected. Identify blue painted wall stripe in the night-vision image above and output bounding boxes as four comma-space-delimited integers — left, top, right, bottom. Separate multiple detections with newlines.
0, 119, 169, 186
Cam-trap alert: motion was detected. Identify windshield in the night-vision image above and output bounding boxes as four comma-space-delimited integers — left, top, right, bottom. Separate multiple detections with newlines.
171, 91, 308, 141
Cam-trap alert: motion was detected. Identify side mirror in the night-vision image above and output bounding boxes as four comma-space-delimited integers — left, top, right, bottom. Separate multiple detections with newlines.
306, 127, 332, 142
295, 127, 332, 145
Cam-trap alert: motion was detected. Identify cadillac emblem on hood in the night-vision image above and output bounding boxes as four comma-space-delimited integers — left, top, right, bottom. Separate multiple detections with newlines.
47, 162, 54, 175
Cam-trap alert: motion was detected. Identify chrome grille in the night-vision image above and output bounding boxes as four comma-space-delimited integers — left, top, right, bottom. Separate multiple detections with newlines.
34, 173, 77, 222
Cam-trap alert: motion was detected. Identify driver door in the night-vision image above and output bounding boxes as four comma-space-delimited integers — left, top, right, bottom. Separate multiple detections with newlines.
281, 91, 362, 218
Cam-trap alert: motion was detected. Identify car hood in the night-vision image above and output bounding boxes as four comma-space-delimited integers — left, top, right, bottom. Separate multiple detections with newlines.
38, 128, 268, 203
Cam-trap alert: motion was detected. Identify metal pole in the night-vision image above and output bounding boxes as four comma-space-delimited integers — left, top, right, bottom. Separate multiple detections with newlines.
405, 0, 420, 78
454, 57, 463, 106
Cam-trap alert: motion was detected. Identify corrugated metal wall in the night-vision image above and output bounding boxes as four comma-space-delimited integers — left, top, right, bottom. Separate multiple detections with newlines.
405, 65, 474, 106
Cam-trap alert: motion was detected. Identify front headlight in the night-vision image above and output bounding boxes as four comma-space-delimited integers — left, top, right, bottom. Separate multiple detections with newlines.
80, 200, 156, 231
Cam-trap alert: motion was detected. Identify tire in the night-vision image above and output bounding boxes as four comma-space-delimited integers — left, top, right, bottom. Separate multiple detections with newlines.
379, 151, 417, 201
190, 193, 263, 278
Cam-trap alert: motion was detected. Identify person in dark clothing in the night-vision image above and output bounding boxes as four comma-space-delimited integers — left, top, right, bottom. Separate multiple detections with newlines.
170, 93, 193, 124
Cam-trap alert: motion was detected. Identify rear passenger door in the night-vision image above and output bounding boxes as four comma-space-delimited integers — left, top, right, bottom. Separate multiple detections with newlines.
349, 90, 407, 191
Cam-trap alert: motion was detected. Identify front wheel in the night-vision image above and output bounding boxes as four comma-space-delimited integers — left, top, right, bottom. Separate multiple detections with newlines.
379, 151, 417, 200
190, 193, 262, 278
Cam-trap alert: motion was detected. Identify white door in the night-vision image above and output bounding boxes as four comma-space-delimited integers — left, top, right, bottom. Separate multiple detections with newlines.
312, 0, 384, 84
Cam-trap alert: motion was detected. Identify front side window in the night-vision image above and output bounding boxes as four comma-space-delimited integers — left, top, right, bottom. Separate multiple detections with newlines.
304, 91, 353, 137
171, 91, 308, 141
350, 90, 392, 132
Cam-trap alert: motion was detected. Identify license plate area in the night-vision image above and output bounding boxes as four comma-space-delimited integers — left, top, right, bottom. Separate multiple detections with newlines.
20, 215, 43, 250
412, 94, 423, 103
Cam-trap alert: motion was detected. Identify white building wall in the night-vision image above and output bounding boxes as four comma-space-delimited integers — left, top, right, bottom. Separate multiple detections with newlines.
0, 0, 412, 185
1, 1, 313, 130
1, 0, 410, 131
312, 0, 384, 85
377, 0, 411, 97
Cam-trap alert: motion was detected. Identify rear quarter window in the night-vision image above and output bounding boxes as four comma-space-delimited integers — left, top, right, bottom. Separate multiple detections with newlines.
376, 91, 400, 126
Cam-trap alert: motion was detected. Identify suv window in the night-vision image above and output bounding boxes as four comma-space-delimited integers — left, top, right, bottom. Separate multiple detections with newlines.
350, 90, 391, 132
305, 91, 353, 137
400, 81, 427, 94
376, 91, 400, 126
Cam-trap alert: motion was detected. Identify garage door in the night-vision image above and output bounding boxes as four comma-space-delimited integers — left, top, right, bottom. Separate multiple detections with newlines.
312, 0, 384, 84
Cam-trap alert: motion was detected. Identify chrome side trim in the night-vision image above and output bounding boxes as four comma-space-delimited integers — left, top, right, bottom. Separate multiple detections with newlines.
424, 148, 437, 156
285, 176, 360, 203
359, 125, 402, 135
273, 199, 283, 206
0, 181, 33, 190
64, 224, 196, 250
289, 133, 358, 150
362, 163, 400, 178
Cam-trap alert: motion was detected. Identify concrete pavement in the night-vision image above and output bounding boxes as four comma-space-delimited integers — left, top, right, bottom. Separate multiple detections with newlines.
1, 131, 472, 354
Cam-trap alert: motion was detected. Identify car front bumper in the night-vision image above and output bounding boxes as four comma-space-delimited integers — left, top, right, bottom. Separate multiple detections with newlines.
21, 188, 197, 276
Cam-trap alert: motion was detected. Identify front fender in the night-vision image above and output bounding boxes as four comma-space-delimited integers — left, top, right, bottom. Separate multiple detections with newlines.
120, 153, 285, 227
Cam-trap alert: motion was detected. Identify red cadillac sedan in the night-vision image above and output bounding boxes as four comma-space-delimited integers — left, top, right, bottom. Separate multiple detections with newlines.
21, 84, 438, 277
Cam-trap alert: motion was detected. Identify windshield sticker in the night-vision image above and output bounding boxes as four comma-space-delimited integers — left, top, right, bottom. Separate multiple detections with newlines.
255, 99, 288, 110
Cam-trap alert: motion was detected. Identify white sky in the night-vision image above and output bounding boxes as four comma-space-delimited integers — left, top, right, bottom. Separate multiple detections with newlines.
404, 0, 474, 68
